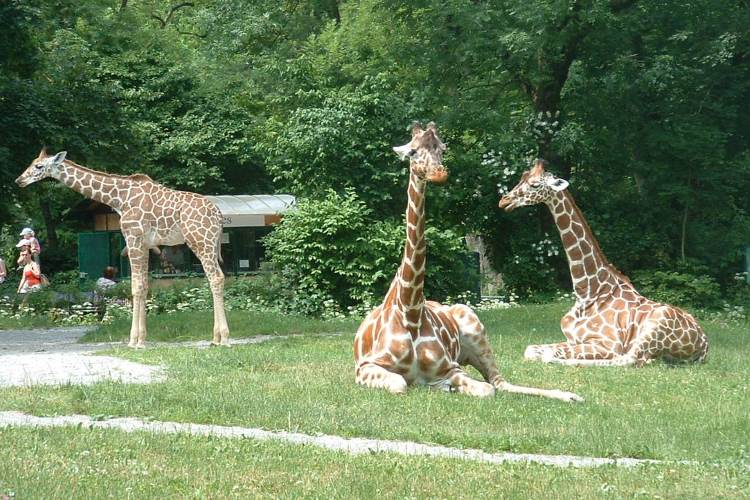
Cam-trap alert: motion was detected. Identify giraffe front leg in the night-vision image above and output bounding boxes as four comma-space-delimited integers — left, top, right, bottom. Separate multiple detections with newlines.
124, 235, 148, 349
524, 342, 569, 362
542, 343, 635, 367
356, 363, 408, 394
447, 368, 495, 398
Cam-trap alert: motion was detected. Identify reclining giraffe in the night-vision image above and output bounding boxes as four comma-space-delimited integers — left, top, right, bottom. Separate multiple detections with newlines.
499, 159, 708, 367
353, 123, 582, 401
16, 148, 229, 348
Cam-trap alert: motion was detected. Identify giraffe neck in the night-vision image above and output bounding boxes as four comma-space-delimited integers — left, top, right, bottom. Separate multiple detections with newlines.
546, 190, 619, 300
386, 171, 427, 330
54, 161, 133, 212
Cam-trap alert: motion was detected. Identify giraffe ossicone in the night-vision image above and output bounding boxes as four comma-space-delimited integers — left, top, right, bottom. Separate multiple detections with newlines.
499, 159, 708, 367
16, 148, 230, 348
353, 124, 582, 402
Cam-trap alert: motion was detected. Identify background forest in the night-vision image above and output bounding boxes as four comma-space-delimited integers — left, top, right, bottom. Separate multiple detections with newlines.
1, 0, 749, 314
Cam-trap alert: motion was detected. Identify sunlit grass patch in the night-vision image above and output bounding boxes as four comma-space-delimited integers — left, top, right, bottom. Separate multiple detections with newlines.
80, 309, 361, 343
0, 426, 747, 498
1, 303, 747, 464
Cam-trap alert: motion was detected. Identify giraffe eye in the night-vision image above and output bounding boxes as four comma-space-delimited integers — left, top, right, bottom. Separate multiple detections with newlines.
34, 163, 44, 169
529, 181, 541, 188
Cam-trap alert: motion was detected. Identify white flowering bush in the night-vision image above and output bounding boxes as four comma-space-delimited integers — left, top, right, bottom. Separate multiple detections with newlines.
446, 291, 519, 311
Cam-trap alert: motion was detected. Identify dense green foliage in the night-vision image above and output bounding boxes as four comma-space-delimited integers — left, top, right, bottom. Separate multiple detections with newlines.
265, 189, 477, 315
1, 0, 748, 305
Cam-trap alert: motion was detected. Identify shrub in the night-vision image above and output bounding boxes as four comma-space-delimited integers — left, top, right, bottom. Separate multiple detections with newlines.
265, 189, 479, 317
631, 270, 723, 310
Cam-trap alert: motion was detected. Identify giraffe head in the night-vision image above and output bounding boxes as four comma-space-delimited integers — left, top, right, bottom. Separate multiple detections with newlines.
498, 159, 569, 211
16, 148, 67, 188
393, 121, 448, 184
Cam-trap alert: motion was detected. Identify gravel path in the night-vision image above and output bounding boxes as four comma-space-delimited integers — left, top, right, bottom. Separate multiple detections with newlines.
0, 411, 680, 469
0, 326, 116, 355
0, 326, 160, 387
0, 327, 334, 388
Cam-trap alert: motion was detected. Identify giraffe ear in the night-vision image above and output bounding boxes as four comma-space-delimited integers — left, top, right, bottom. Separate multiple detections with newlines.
411, 121, 424, 137
51, 151, 67, 164
393, 143, 413, 161
547, 177, 569, 192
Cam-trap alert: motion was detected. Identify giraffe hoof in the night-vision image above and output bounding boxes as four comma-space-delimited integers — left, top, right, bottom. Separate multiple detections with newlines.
473, 383, 496, 398
524, 345, 543, 361
556, 390, 584, 403
540, 351, 558, 363
387, 378, 408, 394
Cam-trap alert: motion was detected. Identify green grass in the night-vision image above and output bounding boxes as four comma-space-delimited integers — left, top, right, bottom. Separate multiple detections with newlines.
0, 315, 53, 330
1, 303, 747, 467
0, 304, 750, 497
79, 309, 362, 343
1, 427, 747, 499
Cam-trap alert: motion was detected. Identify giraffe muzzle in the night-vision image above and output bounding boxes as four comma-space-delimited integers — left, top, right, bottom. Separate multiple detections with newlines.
426, 167, 448, 184
498, 196, 516, 211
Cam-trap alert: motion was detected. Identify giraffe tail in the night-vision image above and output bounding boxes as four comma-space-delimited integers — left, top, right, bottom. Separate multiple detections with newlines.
216, 234, 224, 265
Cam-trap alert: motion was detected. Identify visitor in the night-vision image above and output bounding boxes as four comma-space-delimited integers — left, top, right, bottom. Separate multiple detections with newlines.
17, 248, 42, 294
0, 255, 6, 283
19, 227, 41, 264
15, 242, 31, 266
96, 266, 118, 290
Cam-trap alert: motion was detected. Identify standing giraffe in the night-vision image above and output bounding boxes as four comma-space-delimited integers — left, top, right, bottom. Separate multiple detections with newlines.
16, 148, 229, 348
499, 159, 708, 367
353, 123, 582, 401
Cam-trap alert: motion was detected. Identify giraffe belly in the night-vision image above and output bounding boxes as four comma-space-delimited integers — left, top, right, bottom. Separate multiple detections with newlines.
144, 227, 186, 247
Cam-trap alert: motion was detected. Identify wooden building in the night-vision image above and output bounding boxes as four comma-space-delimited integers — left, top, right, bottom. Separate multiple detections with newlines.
72, 195, 296, 280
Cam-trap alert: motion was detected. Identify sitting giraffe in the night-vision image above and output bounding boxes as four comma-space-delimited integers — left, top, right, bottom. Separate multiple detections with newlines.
499, 159, 708, 367
354, 123, 582, 401
16, 149, 229, 348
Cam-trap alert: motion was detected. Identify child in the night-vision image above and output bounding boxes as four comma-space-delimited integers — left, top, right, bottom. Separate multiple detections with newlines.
19, 228, 41, 264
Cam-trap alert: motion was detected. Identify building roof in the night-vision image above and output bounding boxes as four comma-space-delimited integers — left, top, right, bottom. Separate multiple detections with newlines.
205, 195, 296, 216
68, 194, 297, 228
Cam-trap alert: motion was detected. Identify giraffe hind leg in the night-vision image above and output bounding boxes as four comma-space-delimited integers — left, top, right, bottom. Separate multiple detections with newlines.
450, 305, 504, 387
449, 305, 581, 401
185, 238, 230, 346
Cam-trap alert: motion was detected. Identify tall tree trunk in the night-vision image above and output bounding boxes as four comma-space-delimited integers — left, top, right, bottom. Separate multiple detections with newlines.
680, 202, 688, 264
39, 199, 58, 249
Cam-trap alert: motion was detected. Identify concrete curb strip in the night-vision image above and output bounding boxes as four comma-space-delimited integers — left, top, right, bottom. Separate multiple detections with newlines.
0, 411, 682, 468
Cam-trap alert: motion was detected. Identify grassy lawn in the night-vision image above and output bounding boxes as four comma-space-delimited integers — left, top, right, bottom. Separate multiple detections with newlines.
1, 303, 747, 496
1, 426, 747, 499
0, 315, 54, 330
79, 309, 362, 343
